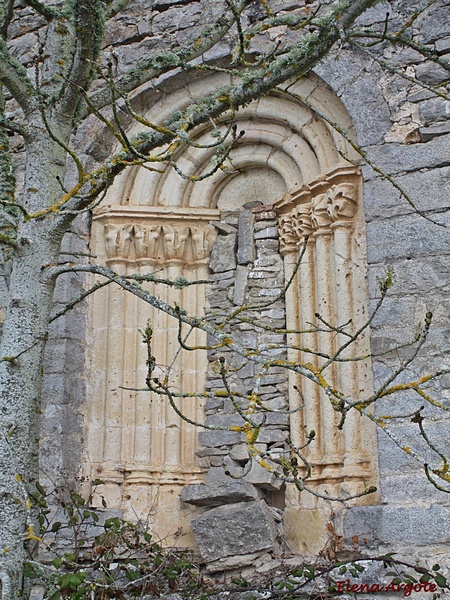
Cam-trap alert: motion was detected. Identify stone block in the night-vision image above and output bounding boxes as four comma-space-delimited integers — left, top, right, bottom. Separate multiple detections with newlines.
212, 221, 237, 235
180, 478, 259, 507
242, 429, 287, 444
204, 552, 264, 573
364, 167, 450, 221
340, 75, 391, 146
417, 6, 450, 44
380, 474, 448, 505
418, 98, 450, 126
254, 227, 279, 239
420, 121, 450, 141
244, 459, 283, 490
284, 507, 330, 555
237, 209, 255, 265
195, 447, 229, 458
366, 213, 450, 264
343, 505, 450, 549
416, 62, 449, 86
198, 430, 241, 447
190, 500, 277, 562
436, 36, 450, 55
365, 134, 450, 178
229, 443, 251, 461
204, 397, 224, 412
233, 265, 249, 306
209, 233, 236, 273
205, 412, 246, 428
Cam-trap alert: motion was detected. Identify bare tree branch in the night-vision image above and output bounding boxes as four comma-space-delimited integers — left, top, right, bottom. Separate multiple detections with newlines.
0, 38, 37, 114
82, 0, 253, 117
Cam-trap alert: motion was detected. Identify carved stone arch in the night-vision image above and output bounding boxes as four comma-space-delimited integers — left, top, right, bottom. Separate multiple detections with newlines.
85, 71, 378, 549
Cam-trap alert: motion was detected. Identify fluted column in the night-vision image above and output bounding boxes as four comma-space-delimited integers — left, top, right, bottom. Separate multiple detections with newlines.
277, 166, 377, 506
87, 208, 217, 527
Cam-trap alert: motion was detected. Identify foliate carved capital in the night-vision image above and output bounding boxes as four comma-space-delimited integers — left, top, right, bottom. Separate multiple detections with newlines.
326, 183, 357, 222
311, 194, 331, 229
105, 224, 134, 259
277, 168, 360, 253
104, 223, 215, 263
279, 204, 313, 254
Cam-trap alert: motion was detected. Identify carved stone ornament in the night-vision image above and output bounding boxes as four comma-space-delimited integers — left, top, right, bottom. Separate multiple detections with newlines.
93, 206, 219, 263
276, 166, 360, 254
326, 183, 357, 221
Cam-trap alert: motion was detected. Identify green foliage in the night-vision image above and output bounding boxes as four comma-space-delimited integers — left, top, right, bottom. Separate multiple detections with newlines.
25, 481, 201, 599
25, 483, 450, 599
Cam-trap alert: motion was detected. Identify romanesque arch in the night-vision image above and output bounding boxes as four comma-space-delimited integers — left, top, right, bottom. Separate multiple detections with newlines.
84, 72, 378, 549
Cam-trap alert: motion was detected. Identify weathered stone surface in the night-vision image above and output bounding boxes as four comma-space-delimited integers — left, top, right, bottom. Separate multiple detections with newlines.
204, 397, 225, 412
417, 6, 450, 43
180, 478, 259, 507
209, 233, 237, 273
233, 265, 249, 305
204, 552, 264, 573
229, 443, 251, 461
364, 167, 450, 221
415, 61, 450, 86
191, 501, 277, 562
365, 134, 450, 177
366, 213, 450, 263
198, 430, 241, 447
212, 221, 237, 235
237, 209, 256, 265
340, 75, 392, 146
418, 98, 450, 126
436, 36, 450, 54
254, 226, 279, 239
343, 505, 450, 549
244, 459, 283, 491
242, 429, 287, 444
420, 121, 450, 141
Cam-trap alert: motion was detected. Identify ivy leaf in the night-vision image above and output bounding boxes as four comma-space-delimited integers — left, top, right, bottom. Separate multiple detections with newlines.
435, 573, 447, 588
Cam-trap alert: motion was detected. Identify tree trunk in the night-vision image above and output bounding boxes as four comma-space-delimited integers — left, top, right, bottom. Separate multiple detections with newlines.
0, 121, 70, 599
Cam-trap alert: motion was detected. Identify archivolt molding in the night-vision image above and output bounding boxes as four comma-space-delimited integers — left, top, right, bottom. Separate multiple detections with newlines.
85, 73, 378, 545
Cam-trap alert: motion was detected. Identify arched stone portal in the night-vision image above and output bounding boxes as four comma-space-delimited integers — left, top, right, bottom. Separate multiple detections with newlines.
84, 72, 379, 550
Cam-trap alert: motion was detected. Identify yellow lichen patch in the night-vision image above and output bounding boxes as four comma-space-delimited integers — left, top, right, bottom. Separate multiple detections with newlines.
26, 525, 41, 542
403, 446, 412, 455
258, 459, 273, 472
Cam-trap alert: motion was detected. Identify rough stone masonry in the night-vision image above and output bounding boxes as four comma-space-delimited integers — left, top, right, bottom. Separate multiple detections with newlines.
1, 0, 449, 580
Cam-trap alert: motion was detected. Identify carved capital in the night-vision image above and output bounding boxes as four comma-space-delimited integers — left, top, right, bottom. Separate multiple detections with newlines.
104, 224, 134, 259
277, 166, 361, 251
311, 193, 332, 229
104, 222, 215, 263
134, 224, 161, 258
279, 203, 315, 254
326, 183, 357, 222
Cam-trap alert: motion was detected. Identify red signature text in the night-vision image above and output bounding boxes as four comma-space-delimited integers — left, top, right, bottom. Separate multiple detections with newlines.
336, 580, 438, 596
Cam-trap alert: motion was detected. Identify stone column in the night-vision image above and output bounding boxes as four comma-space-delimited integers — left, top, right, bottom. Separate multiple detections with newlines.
86, 207, 217, 540
276, 167, 378, 532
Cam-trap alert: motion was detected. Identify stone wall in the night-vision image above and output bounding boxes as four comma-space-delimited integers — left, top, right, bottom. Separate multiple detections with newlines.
181, 204, 288, 571
2, 0, 450, 577
314, 1, 450, 566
